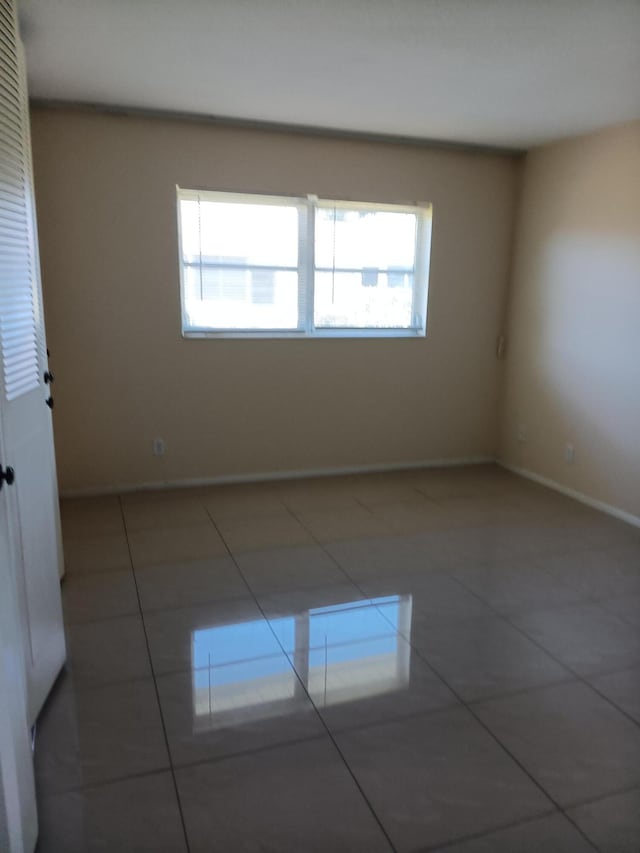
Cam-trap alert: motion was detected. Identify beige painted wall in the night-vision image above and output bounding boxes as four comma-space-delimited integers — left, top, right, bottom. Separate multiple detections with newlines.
31, 107, 520, 493
500, 121, 640, 520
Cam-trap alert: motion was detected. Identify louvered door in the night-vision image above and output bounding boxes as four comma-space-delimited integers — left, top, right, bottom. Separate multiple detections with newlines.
0, 0, 65, 726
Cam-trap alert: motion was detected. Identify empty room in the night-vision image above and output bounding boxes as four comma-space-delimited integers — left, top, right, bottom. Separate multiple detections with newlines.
1, 0, 639, 851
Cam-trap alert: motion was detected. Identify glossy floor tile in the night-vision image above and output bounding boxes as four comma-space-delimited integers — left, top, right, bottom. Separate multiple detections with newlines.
451, 557, 588, 614
474, 681, 640, 805
362, 571, 493, 625
128, 522, 227, 567
325, 535, 435, 579
65, 614, 152, 686
408, 614, 571, 701
430, 813, 595, 852
35, 676, 169, 794
175, 737, 393, 852
134, 555, 247, 612
37, 772, 187, 852
601, 592, 640, 627
61, 569, 139, 624
63, 533, 131, 574
37, 467, 640, 851
235, 543, 348, 593
143, 597, 282, 676
297, 505, 391, 542
510, 602, 640, 676
156, 665, 325, 766
541, 548, 640, 598
261, 586, 459, 730
59, 496, 126, 540
568, 787, 640, 853
121, 495, 211, 531
335, 706, 552, 851
588, 665, 640, 724
215, 510, 314, 553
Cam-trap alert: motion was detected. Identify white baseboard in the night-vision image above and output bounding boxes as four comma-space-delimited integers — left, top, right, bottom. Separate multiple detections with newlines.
60, 455, 496, 498
499, 461, 640, 530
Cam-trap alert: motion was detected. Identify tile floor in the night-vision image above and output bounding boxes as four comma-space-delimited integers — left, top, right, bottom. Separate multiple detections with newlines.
34, 465, 640, 852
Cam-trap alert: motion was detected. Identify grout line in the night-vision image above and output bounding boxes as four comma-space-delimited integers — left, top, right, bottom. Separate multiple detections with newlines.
374, 607, 604, 850
57, 476, 640, 851
37, 765, 188, 801
117, 495, 192, 853
432, 573, 639, 849
411, 811, 556, 853
444, 571, 640, 735
283, 504, 608, 850
411, 810, 599, 853
203, 502, 400, 853
306, 549, 605, 848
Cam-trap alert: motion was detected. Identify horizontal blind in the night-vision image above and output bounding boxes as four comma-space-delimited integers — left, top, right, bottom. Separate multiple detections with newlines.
313, 201, 419, 330
178, 188, 305, 332
0, 2, 39, 401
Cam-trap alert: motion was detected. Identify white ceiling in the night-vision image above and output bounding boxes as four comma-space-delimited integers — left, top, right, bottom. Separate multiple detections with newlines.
18, 0, 640, 150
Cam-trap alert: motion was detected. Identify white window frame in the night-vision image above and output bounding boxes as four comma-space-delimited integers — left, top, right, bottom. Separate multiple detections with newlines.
177, 187, 432, 339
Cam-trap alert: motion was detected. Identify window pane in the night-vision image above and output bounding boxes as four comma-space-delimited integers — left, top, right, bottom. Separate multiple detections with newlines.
184, 267, 299, 330
314, 206, 417, 329
180, 196, 301, 331
314, 270, 414, 329
181, 199, 299, 268
315, 207, 416, 270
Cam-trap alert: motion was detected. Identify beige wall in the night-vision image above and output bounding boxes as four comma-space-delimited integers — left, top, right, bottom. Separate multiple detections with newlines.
31, 107, 520, 494
500, 121, 640, 520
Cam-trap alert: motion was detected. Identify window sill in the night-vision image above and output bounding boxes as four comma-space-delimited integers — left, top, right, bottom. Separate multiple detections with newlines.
182, 327, 426, 340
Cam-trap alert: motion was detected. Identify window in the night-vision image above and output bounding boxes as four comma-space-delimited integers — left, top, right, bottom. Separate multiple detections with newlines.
177, 188, 432, 338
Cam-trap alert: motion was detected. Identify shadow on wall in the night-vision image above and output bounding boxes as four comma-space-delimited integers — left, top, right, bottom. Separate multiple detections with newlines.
502, 228, 640, 518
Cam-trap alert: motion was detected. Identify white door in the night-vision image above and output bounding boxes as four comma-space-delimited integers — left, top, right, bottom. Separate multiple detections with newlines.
0, 2, 66, 725
0, 469, 38, 853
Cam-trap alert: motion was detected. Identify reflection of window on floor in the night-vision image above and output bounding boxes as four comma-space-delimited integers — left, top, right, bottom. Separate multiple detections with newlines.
191, 595, 412, 731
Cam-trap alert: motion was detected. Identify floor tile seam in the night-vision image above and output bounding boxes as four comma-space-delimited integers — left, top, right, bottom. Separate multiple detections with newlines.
109, 486, 632, 844
453, 593, 599, 621
60, 529, 127, 541
584, 660, 640, 681
137, 590, 255, 618
117, 494, 193, 853
457, 674, 581, 707
314, 699, 466, 738
579, 678, 640, 732
53, 671, 158, 696
202, 503, 400, 852
132, 552, 231, 571
495, 624, 640, 733
151, 647, 297, 681
493, 615, 640, 732
63, 608, 142, 627
36, 765, 178, 801
165, 731, 332, 775
343, 576, 568, 820
370, 596, 581, 816
64, 564, 134, 577
409, 807, 582, 853
336, 557, 640, 719
278, 504, 361, 585
597, 600, 640, 630
446, 570, 640, 732
123, 520, 220, 536
560, 781, 640, 812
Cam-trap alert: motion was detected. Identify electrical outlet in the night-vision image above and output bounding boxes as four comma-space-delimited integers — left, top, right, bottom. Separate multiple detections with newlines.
517, 424, 527, 443
152, 437, 165, 457
564, 443, 574, 465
